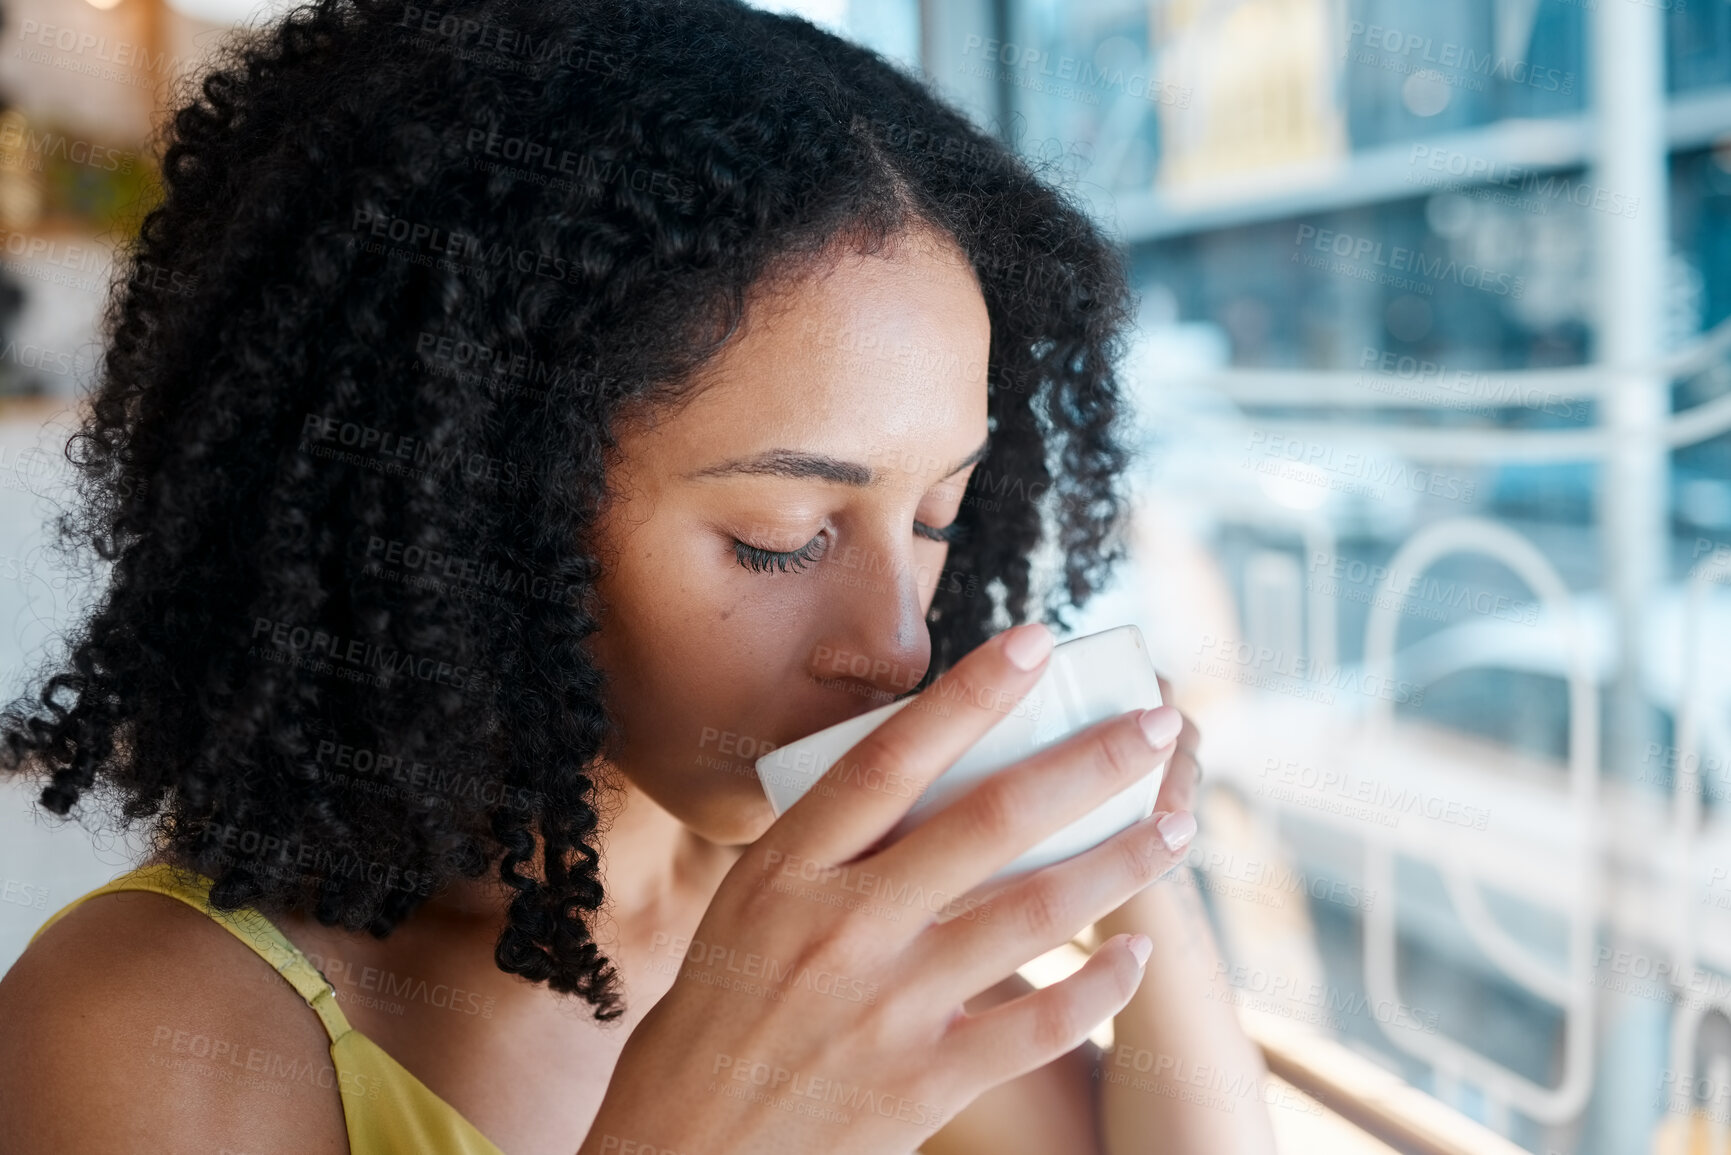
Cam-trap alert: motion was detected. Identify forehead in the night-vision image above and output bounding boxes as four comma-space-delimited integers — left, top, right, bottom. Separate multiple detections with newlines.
622, 231, 991, 476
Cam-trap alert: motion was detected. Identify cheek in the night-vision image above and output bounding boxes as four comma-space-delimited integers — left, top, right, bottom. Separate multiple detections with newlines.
603, 578, 788, 718
599, 526, 730, 632
596, 520, 820, 704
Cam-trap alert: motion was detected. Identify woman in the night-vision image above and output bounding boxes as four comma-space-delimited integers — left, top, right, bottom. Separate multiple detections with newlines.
0, 0, 1277, 1151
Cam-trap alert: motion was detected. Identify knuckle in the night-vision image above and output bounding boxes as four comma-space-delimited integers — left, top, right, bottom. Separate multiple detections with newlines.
1098, 726, 1150, 785
1015, 878, 1069, 941
745, 874, 824, 936
848, 733, 915, 785
735, 872, 780, 921
733, 854, 788, 907
863, 976, 926, 1053
1116, 826, 1169, 885
1029, 989, 1083, 1055
965, 776, 1025, 844
804, 917, 875, 976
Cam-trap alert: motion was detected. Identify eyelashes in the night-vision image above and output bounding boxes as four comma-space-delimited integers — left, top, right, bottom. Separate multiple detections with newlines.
734, 533, 828, 574
733, 520, 967, 574
914, 519, 967, 545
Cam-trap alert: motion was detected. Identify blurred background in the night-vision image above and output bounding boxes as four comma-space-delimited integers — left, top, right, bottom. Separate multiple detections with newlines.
1, 0, 1728, 1152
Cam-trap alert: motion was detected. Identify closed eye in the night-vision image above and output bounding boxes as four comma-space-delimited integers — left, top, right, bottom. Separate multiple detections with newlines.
733, 519, 966, 575
914, 519, 967, 544
734, 532, 828, 574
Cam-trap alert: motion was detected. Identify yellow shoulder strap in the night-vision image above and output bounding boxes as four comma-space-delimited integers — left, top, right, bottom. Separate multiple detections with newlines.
29, 861, 354, 1044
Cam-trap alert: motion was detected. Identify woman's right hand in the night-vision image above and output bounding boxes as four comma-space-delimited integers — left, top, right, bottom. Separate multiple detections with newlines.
577, 621, 1190, 1155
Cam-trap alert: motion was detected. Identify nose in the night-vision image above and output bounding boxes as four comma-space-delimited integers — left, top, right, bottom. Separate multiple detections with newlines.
806, 539, 933, 706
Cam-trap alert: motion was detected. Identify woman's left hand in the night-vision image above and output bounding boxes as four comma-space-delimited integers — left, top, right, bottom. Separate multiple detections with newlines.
1090, 673, 1278, 1155
1149, 673, 1202, 837
916, 676, 1235, 1155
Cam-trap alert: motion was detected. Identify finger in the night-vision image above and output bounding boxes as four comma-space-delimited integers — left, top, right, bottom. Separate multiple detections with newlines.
938, 932, 1151, 1091
1155, 673, 1197, 756
866, 704, 1182, 904
1156, 694, 1200, 815
907, 807, 1193, 1007
1154, 747, 1199, 816
765, 621, 1055, 864
1177, 710, 1201, 758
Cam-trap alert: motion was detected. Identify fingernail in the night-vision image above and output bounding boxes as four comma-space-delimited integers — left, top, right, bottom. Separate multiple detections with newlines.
1137, 706, 1182, 749
1004, 622, 1053, 671
1127, 934, 1152, 968
1156, 810, 1197, 852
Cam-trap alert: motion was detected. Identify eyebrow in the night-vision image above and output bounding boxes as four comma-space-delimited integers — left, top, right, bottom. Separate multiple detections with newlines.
683, 434, 991, 487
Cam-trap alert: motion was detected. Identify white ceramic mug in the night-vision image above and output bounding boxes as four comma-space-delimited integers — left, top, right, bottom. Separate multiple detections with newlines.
754, 624, 1166, 888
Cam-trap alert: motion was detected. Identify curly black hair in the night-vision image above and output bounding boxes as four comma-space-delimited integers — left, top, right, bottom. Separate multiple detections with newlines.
0, 0, 1137, 1022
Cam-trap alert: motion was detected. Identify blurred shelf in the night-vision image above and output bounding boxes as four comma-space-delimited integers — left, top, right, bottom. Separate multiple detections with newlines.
1092, 85, 1731, 244
1244, 1006, 1533, 1155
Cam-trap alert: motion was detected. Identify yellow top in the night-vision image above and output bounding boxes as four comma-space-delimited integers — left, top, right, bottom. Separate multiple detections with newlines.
28, 861, 506, 1155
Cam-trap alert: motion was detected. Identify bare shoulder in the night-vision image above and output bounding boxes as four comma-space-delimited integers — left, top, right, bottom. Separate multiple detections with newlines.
0, 884, 349, 1154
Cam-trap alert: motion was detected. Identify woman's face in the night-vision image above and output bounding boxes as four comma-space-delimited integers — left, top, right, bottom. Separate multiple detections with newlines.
587, 228, 992, 845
